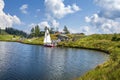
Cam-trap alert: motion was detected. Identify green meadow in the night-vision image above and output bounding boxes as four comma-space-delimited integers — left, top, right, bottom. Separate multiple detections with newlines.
0, 35, 20, 41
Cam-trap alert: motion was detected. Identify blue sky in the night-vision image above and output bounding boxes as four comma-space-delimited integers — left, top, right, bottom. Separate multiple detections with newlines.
1, 0, 120, 34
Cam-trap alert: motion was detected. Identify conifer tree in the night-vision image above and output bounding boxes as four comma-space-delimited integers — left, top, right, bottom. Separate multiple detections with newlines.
63, 26, 70, 34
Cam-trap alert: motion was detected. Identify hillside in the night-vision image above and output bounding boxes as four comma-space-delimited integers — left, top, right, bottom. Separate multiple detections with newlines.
0, 35, 20, 41
0, 28, 27, 37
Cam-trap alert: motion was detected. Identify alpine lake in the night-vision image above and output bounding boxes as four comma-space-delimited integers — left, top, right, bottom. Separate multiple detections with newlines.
0, 41, 108, 80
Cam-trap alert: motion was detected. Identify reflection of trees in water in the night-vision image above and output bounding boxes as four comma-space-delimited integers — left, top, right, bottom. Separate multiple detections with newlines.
43, 47, 68, 80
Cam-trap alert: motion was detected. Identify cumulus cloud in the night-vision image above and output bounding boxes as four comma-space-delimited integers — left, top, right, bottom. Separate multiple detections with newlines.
45, 0, 80, 19
44, 0, 80, 32
38, 21, 50, 28
82, 26, 91, 33
95, 0, 120, 11
84, 0, 120, 34
29, 19, 59, 31
29, 23, 36, 28
0, 0, 4, 11
30, 20, 59, 32
72, 4, 80, 11
51, 19, 59, 28
85, 14, 120, 33
95, 0, 120, 19
0, 0, 21, 29
29, 21, 50, 29
20, 4, 28, 14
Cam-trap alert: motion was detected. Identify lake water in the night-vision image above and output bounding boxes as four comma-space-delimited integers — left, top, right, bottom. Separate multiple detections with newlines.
0, 42, 108, 80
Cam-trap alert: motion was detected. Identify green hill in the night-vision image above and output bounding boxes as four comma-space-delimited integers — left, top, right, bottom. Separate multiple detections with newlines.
0, 35, 20, 41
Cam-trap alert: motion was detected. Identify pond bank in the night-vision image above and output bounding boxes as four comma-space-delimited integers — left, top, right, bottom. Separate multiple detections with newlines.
58, 34, 120, 80
0, 34, 120, 80
0, 41, 108, 80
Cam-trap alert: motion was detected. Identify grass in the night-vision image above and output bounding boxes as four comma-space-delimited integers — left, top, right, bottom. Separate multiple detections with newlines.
23, 37, 44, 45
0, 34, 20, 41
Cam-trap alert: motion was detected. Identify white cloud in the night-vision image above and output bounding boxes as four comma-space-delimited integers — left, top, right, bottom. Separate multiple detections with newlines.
29, 22, 50, 29
95, 0, 120, 19
38, 21, 50, 28
85, 14, 120, 34
28, 22, 50, 33
85, 16, 91, 22
51, 19, 59, 28
82, 0, 120, 34
0, 0, 4, 11
28, 23, 36, 28
95, 0, 120, 11
0, 0, 21, 29
72, 4, 80, 11
28, 20, 59, 32
44, 0, 80, 32
45, 0, 80, 19
20, 4, 28, 14
82, 26, 90, 33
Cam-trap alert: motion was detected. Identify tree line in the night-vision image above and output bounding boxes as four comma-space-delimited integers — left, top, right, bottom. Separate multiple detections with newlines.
0, 25, 70, 38
29, 25, 70, 38
0, 27, 28, 37
5, 28, 28, 37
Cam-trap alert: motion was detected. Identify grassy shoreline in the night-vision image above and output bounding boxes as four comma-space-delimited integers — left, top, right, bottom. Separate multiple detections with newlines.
0, 34, 120, 80
57, 34, 120, 80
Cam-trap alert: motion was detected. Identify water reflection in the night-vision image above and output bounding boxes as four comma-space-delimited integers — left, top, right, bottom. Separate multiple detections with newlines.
0, 42, 108, 80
